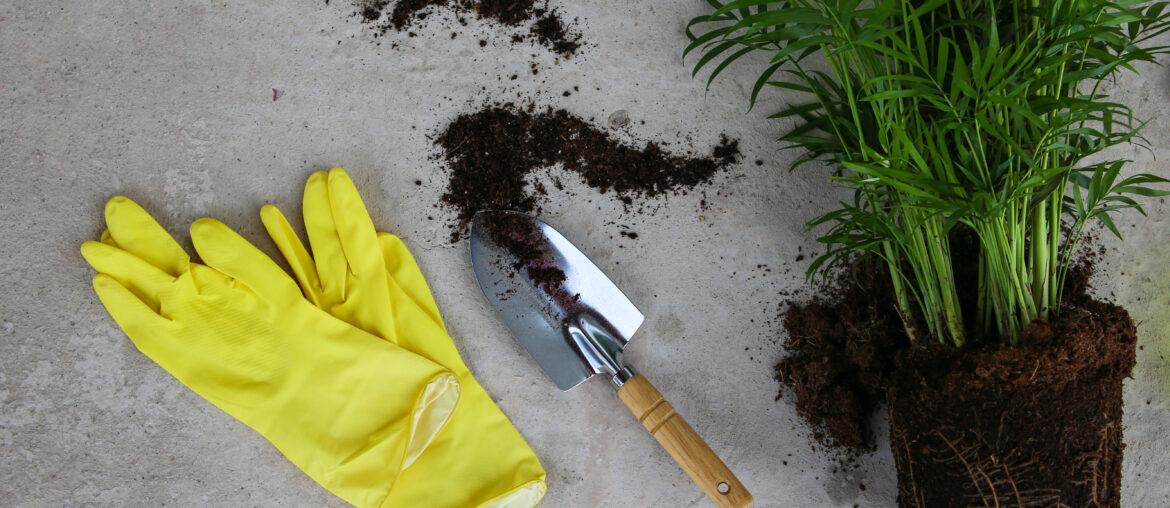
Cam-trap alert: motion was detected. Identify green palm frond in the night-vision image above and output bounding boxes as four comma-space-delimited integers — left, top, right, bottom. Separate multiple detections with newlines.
688, 0, 1170, 345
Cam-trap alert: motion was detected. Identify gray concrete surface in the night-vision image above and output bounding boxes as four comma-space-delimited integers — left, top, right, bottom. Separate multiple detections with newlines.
1, 1, 1168, 506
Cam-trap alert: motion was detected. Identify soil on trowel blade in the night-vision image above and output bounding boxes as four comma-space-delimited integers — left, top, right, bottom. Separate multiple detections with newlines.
353, 0, 581, 57
437, 105, 740, 242
479, 212, 566, 292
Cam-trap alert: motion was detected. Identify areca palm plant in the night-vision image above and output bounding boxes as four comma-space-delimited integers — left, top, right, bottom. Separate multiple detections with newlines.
688, 0, 1170, 345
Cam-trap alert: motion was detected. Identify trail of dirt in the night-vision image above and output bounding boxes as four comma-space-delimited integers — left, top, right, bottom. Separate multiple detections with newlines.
435, 104, 739, 241
352, 0, 581, 57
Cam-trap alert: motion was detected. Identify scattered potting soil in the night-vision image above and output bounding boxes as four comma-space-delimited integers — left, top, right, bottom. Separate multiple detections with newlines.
436, 104, 740, 242
352, 0, 581, 57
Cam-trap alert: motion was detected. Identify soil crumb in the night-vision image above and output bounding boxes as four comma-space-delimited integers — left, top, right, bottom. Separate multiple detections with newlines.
437, 104, 740, 241
353, 0, 581, 57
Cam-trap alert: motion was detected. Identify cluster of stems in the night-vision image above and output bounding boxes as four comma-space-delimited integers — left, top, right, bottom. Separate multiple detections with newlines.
688, 0, 1170, 345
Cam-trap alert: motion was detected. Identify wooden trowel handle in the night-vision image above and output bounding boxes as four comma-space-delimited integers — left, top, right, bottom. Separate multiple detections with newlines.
616, 373, 753, 508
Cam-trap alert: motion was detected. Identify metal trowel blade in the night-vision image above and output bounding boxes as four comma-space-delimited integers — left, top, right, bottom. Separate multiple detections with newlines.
470, 210, 644, 390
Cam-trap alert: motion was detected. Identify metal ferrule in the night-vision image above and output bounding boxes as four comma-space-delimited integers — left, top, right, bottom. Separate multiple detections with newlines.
610, 366, 637, 389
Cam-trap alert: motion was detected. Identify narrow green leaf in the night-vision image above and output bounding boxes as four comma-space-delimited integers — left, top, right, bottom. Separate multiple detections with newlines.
683, 25, 733, 60
705, 46, 756, 89
691, 40, 739, 78
749, 61, 785, 109
1096, 212, 1124, 239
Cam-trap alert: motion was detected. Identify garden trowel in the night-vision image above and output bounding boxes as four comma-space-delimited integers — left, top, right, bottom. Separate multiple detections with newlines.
470, 210, 752, 508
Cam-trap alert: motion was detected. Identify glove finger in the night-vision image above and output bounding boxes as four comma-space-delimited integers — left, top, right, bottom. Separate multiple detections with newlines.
326, 168, 383, 280
92, 273, 174, 345
189, 218, 300, 306
261, 204, 326, 306
302, 171, 347, 303
100, 229, 116, 246
81, 241, 175, 312
103, 196, 189, 277
377, 232, 446, 331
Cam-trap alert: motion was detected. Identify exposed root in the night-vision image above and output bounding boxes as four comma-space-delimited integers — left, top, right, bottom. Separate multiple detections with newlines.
1074, 422, 1120, 507
935, 429, 994, 508
926, 428, 1064, 508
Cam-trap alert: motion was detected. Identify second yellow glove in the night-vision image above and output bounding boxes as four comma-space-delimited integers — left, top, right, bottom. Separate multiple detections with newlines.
82, 196, 460, 508
262, 168, 547, 507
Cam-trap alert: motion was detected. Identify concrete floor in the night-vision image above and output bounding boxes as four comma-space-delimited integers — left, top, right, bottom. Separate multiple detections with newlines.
2, 1, 1169, 506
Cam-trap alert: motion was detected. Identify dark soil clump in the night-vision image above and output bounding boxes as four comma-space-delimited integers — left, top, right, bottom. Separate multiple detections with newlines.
775, 259, 910, 450
388, 0, 441, 30
437, 105, 740, 241
353, 0, 581, 57
530, 12, 579, 56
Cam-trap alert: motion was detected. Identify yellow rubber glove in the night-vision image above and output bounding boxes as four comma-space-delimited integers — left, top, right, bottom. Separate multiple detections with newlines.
262, 168, 547, 508
82, 196, 460, 508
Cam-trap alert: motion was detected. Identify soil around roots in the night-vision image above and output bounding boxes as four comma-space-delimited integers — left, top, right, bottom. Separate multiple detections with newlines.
888, 295, 1135, 507
776, 240, 1136, 505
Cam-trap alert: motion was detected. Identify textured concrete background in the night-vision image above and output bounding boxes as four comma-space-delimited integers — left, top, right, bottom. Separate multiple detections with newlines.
1, 1, 1167, 507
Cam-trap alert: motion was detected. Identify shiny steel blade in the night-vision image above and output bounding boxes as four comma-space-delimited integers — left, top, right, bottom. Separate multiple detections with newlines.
470, 210, 644, 390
